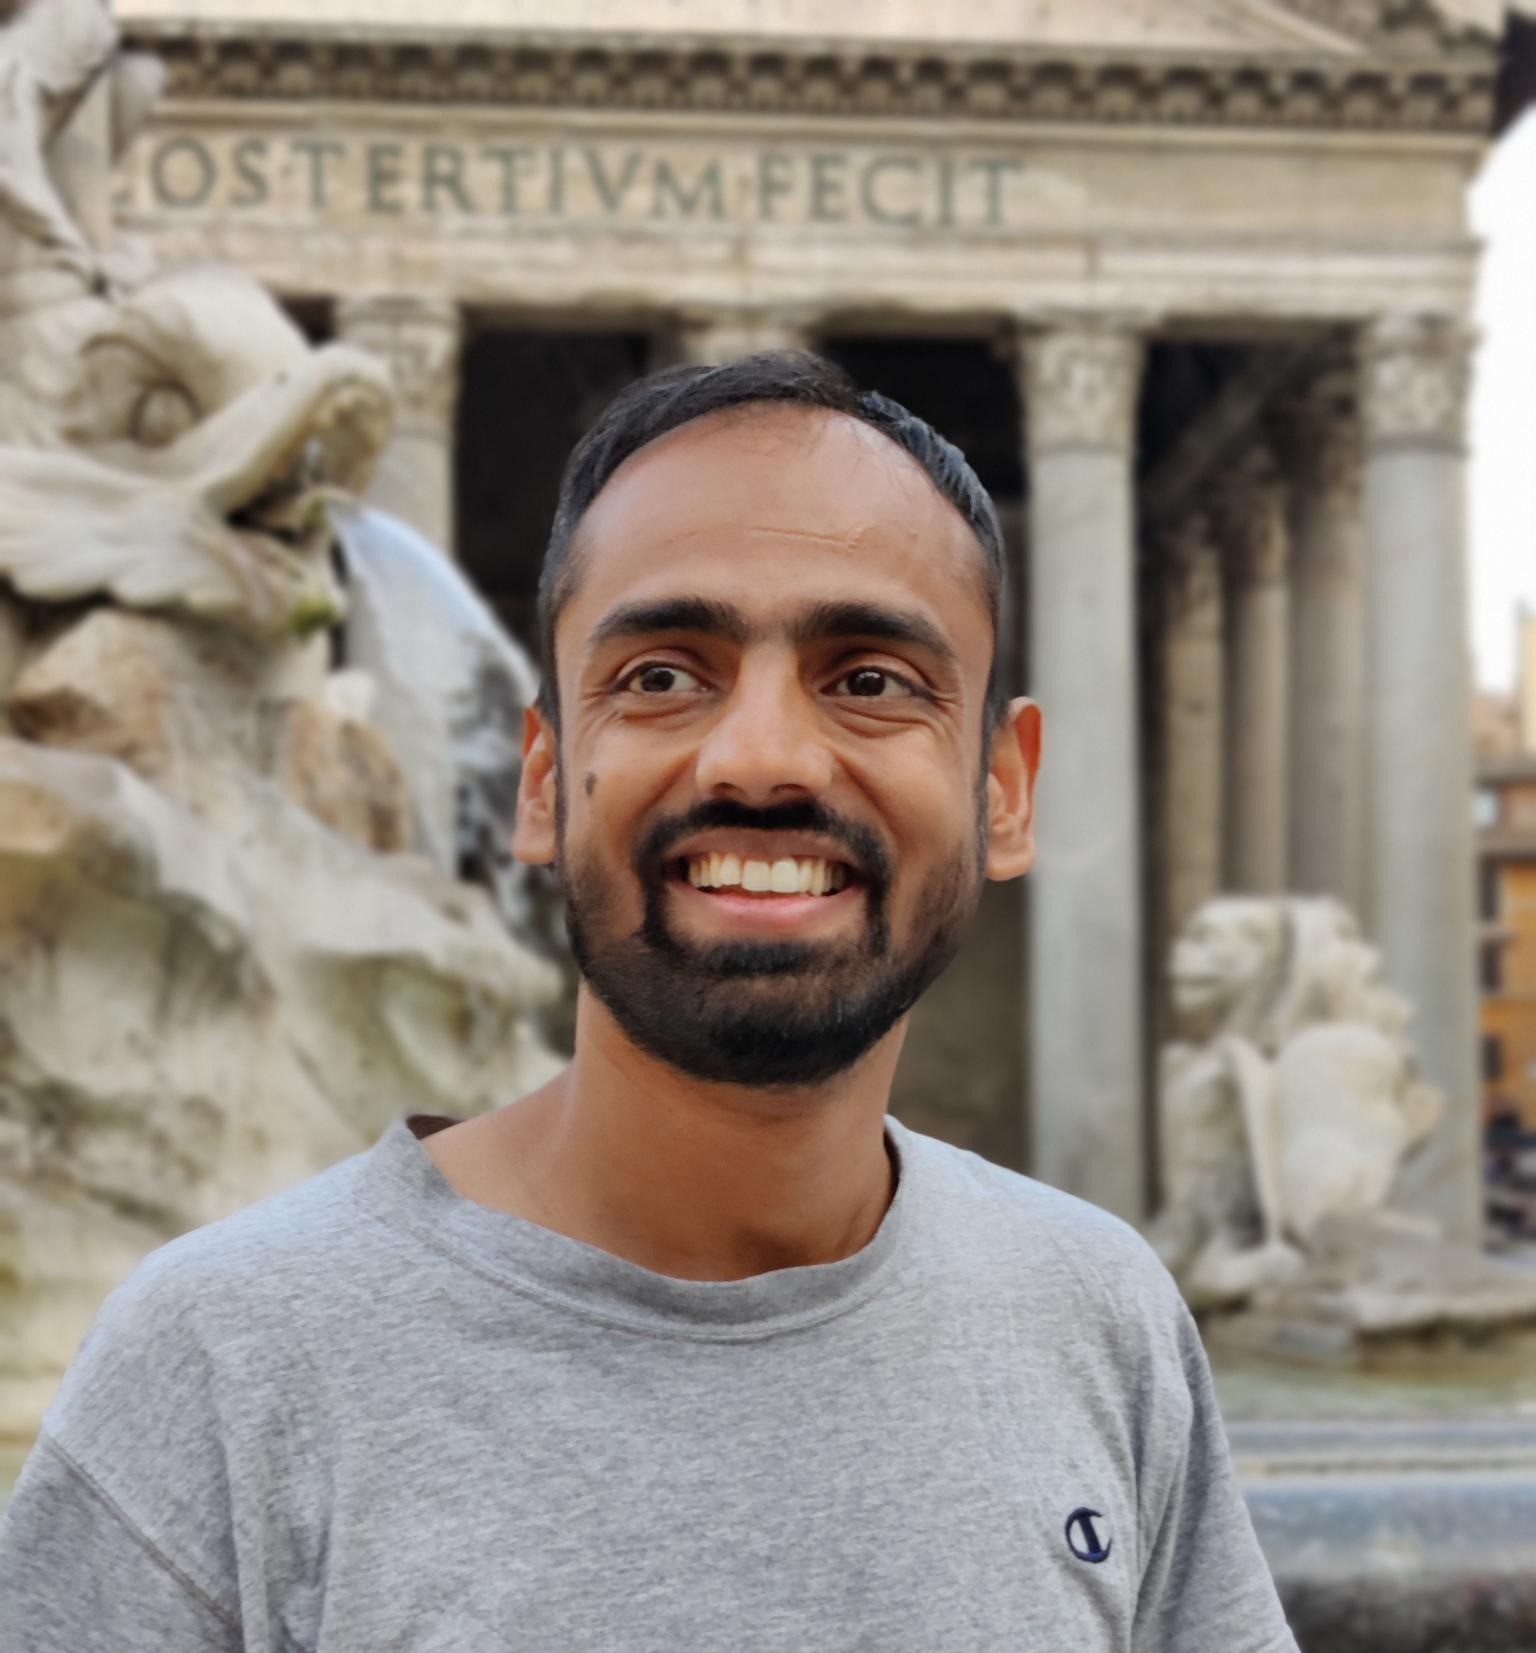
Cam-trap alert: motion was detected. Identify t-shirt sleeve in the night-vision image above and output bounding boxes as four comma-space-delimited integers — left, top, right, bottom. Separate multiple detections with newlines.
1132, 1296, 1299, 1653
0, 1431, 243, 1653
0, 1242, 268, 1652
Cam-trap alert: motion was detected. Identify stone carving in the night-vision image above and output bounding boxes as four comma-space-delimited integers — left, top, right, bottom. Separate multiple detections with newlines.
1023, 326, 1143, 453
119, 23, 1497, 136
1360, 313, 1474, 449
1154, 896, 1536, 1347
0, 2, 560, 1442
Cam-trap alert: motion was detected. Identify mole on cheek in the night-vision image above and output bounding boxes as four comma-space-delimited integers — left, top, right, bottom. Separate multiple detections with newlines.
584, 771, 597, 797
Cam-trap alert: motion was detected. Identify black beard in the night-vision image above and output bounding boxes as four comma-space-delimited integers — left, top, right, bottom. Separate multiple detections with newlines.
557, 795, 983, 1088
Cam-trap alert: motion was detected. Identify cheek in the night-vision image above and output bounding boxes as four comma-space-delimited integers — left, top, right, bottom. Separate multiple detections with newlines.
881, 780, 981, 887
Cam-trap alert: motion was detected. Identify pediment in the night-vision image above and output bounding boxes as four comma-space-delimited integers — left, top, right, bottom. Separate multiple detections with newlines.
110, 0, 1400, 57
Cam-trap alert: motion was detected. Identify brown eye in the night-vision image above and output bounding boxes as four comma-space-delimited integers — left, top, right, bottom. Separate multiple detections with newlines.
131, 384, 198, 447
623, 663, 703, 694
833, 668, 913, 699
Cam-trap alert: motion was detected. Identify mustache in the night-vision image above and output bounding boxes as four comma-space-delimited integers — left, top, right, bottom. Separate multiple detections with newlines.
633, 798, 892, 889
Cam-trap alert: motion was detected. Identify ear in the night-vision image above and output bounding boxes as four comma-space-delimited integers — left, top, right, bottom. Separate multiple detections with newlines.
511, 706, 558, 866
983, 697, 1042, 882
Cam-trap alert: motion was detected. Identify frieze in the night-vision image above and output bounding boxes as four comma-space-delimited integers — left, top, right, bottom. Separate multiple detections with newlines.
121, 132, 1041, 233
119, 27, 1497, 135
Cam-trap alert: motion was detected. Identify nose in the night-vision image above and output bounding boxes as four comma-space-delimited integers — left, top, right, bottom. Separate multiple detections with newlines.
692, 649, 835, 803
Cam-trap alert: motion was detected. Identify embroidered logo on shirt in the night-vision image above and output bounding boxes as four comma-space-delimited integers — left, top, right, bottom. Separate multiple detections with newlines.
1065, 1507, 1113, 1563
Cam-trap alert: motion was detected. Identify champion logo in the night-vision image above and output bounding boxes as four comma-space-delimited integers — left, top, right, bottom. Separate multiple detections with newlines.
1065, 1507, 1113, 1564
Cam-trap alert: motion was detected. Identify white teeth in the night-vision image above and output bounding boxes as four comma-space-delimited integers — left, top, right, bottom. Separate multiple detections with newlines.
684, 853, 850, 895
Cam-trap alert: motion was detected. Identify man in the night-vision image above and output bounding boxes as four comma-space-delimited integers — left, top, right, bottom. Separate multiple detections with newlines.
0, 353, 1298, 1651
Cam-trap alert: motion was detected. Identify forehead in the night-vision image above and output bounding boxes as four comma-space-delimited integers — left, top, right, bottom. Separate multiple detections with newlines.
562, 403, 991, 629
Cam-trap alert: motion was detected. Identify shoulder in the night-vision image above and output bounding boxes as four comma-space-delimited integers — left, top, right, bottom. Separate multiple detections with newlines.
44, 1142, 381, 1442
894, 1119, 1191, 1358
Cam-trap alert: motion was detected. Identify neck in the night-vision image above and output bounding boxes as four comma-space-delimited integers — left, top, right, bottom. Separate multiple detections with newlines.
450, 988, 904, 1282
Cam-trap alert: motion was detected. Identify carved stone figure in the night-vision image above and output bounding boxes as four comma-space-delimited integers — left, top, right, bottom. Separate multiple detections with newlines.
1154, 895, 1536, 1348
0, 1, 559, 1443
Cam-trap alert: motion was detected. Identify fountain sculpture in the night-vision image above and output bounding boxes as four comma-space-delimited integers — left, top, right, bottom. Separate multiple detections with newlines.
1155, 895, 1536, 1358
0, 0, 560, 1446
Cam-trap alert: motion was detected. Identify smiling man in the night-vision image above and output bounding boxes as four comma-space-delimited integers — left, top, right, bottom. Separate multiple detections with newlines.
0, 354, 1297, 1652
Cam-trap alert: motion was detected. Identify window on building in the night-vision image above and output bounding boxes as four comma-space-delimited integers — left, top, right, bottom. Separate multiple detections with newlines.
1479, 861, 1502, 921
1483, 1034, 1505, 1082
1475, 787, 1500, 829
1481, 941, 1504, 993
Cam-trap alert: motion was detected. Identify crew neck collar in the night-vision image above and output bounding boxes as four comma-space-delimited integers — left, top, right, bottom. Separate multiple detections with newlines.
360, 1111, 917, 1342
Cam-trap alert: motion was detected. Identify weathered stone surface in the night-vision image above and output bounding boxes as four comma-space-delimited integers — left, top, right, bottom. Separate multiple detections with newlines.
1155, 894, 1536, 1353
256, 678, 416, 853
9, 608, 262, 794
0, 0, 561, 1450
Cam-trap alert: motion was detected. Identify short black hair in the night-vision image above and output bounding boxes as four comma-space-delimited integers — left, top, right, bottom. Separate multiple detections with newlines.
535, 350, 1009, 738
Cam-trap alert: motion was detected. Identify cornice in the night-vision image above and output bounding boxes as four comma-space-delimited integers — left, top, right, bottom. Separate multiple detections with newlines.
118, 25, 1498, 135
1277, 0, 1499, 57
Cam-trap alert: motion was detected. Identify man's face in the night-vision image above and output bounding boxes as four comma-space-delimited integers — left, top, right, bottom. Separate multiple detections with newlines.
518, 403, 1037, 1088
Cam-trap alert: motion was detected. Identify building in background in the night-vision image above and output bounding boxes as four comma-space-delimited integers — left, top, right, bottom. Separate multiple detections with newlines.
109, 0, 1533, 1242
1477, 608, 1536, 1235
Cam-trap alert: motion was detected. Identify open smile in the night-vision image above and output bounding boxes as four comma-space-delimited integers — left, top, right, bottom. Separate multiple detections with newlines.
664, 849, 867, 932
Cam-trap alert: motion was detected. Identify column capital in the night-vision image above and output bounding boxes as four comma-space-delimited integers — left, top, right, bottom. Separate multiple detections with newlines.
1159, 511, 1222, 632
1272, 354, 1360, 489
1215, 444, 1289, 586
334, 293, 463, 436
1020, 321, 1145, 455
674, 303, 814, 364
1359, 314, 1475, 452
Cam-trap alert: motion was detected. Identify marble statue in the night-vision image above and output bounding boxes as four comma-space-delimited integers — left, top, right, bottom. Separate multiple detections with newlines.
1154, 896, 1536, 1348
0, 0, 560, 1443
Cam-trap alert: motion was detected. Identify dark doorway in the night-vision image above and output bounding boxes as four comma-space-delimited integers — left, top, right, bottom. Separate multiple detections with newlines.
455, 326, 652, 660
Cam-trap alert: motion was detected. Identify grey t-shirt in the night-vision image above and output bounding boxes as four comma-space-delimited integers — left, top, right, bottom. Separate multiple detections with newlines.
0, 1111, 1297, 1652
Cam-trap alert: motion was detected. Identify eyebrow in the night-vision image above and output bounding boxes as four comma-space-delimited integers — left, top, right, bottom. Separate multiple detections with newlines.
586, 595, 959, 671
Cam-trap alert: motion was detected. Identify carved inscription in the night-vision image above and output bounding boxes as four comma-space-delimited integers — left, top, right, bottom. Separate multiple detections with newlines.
123, 131, 1029, 231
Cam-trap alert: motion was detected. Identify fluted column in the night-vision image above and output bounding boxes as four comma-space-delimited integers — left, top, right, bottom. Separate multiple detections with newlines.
1159, 511, 1225, 944
1273, 361, 1367, 911
1216, 444, 1290, 894
1360, 315, 1481, 1242
334, 294, 463, 553
1020, 321, 1146, 1222
670, 305, 811, 365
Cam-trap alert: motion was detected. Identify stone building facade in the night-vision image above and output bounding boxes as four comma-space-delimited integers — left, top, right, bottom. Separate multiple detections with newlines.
112, 0, 1525, 1242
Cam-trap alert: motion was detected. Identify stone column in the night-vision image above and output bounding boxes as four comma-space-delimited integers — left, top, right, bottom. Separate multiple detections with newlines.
1158, 511, 1225, 944
1020, 321, 1146, 1222
1273, 362, 1367, 911
1215, 445, 1289, 894
670, 305, 811, 365
1360, 315, 1481, 1242
334, 294, 463, 553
